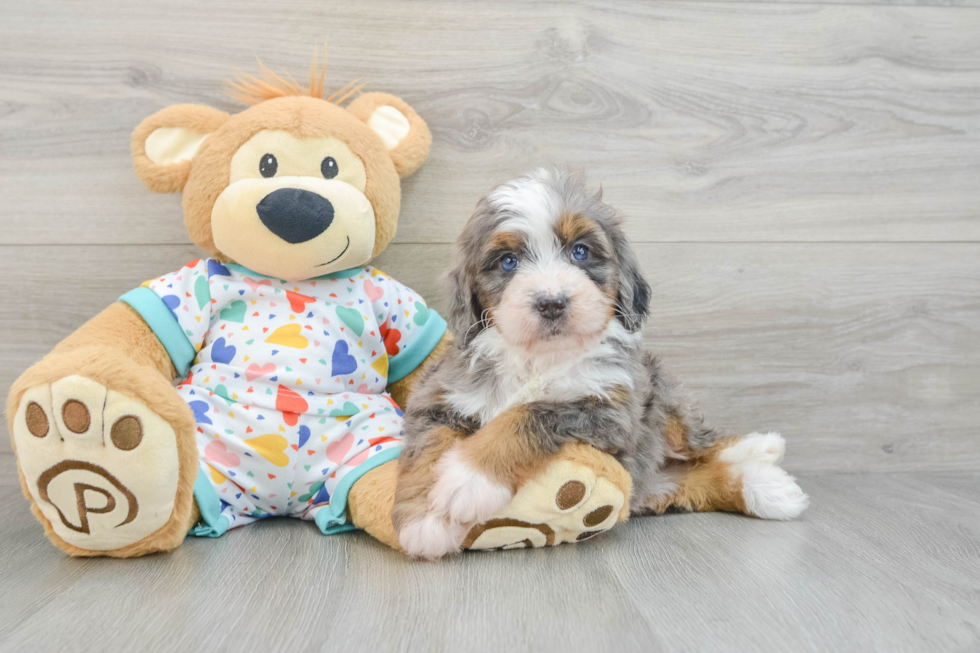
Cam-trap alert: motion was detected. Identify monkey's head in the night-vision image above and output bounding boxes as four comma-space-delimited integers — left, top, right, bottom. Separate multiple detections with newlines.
131, 56, 431, 281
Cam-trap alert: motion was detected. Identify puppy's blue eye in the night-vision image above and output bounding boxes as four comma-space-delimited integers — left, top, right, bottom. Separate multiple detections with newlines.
572, 244, 589, 261
500, 254, 519, 272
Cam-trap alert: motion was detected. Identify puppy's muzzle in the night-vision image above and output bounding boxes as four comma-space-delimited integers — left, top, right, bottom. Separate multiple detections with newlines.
535, 295, 568, 321
257, 188, 335, 244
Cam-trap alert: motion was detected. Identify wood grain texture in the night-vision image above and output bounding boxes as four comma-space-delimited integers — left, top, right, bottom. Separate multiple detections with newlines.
715, 0, 980, 5
2, 3, 979, 648
1, 1, 979, 245
1, 243, 977, 472
1, 454, 977, 653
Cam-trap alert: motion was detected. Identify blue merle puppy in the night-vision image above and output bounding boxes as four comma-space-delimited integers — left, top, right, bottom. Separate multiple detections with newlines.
393, 168, 808, 559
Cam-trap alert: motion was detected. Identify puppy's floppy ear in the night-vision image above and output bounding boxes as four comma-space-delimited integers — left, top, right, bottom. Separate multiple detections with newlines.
346, 92, 432, 177
444, 258, 485, 347
444, 199, 494, 345
132, 104, 230, 193
612, 230, 650, 332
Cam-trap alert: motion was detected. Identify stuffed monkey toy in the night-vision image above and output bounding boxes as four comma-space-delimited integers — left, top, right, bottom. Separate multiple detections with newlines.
6, 54, 632, 557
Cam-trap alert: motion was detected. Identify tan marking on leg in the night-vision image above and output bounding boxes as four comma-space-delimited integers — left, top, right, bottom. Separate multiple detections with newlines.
455, 406, 552, 492
663, 416, 690, 458
644, 436, 748, 514
392, 426, 461, 532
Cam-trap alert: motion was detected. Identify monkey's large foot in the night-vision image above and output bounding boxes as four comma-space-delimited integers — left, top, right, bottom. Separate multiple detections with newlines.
395, 442, 632, 559
461, 443, 631, 551
9, 351, 198, 556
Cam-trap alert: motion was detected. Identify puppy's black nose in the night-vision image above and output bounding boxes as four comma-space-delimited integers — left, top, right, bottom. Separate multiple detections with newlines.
535, 296, 567, 321
256, 188, 334, 244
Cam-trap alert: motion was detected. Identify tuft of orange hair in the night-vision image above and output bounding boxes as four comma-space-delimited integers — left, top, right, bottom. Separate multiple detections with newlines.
227, 42, 365, 106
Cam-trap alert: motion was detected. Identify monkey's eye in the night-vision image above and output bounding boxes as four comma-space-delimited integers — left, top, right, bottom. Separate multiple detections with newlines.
572, 244, 589, 262
259, 153, 278, 178
321, 156, 339, 179
500, 254, 519, 272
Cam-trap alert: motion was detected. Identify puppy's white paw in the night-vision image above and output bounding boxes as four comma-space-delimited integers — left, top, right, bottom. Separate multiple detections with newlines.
740, 464, 809, 520
719, 432, 786, 467
429, 446, 513, 525
398, 513, 467, 561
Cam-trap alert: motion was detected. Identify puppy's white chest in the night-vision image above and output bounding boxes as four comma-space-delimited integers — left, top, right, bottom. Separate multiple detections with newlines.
450, 325, 637, 424
502, 375, 549, 410
461, 364, 618, 424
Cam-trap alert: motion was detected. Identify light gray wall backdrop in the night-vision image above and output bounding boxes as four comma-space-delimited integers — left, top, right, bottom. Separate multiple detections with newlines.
1, 0, 978, 475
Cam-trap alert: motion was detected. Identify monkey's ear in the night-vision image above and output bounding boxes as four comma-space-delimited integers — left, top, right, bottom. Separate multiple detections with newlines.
131, 104, 230, 193
346, 92, 432, 177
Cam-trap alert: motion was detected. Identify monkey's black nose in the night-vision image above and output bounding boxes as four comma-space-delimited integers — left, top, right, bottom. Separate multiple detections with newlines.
535, 296, 567, 321
256, 188, 334, 244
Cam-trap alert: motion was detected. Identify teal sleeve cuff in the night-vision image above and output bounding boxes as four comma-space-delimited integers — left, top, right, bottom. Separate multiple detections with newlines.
387, 310, 447, 383
315, 446, 403, 535
188, 465, 231, 538
119, 287, 197, 377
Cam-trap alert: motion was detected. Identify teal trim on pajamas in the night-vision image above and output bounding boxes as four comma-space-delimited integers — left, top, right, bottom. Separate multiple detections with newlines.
387, 311, 447, 383
119, 287, 197, 377
188, 466, 231, 538
315, 445, 403, 535
225, 262, 366, 282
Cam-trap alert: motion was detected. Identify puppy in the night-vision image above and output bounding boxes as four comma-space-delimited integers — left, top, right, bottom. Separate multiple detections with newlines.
393, 168, 808, 559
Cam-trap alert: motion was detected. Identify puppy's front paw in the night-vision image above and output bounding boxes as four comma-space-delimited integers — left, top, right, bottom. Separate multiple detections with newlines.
397, 513, 468, 561
429, 445, 513, 525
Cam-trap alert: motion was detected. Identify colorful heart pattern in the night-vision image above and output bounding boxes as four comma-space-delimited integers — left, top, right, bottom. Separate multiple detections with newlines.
363, 279, 384, 302
142, 259, 439, 532
335, 306, 364, 337
204, 440, 241, 468
219, 300, 247, 323
210, 337, 236, 365
246, 362, 276, 381
331, 341, 358, 376
266, 324, 309, 349
325, 432, 354, 464
244, 434, 290, 467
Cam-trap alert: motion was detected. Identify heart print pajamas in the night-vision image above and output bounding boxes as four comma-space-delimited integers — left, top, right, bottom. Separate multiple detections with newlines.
119, 259, 446, 537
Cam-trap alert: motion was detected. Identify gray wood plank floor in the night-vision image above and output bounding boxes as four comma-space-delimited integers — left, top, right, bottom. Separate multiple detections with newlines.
1, 1, 978, 651
1, 454, 977, 653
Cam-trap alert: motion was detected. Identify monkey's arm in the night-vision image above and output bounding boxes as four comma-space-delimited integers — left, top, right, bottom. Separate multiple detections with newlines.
386, 330, 453, 408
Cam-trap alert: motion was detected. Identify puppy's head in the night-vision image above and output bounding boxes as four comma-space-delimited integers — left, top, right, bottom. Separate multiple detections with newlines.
448, 168, 650, 354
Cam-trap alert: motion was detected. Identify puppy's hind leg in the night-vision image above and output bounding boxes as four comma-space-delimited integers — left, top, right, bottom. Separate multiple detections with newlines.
643, 422, 809, 520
